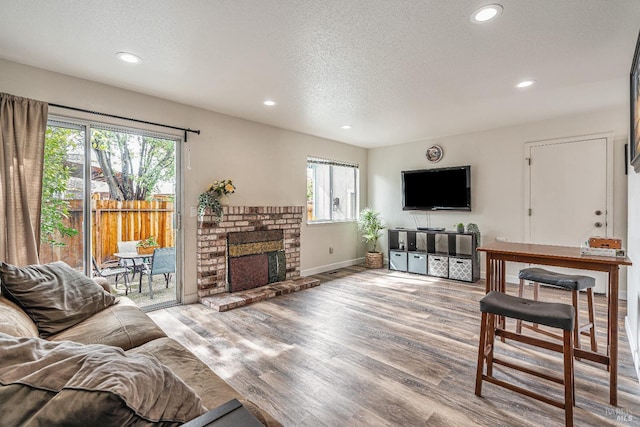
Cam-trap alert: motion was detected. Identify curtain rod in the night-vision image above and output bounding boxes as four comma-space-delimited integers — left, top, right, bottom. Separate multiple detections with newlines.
48, 103, 201, 140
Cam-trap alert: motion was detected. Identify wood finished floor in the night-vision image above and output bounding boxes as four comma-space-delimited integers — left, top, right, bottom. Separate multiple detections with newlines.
149, 266, 640, 426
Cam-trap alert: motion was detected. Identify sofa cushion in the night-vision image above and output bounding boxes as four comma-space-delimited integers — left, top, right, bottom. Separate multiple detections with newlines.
129, 337, 281, 426
0, 295, 39, 337
0, 332, 206, 426
48, 297, 166, 350
0, 261, 116, 338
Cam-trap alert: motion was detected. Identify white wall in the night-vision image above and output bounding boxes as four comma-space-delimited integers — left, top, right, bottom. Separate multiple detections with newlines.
368, 107, 629, 295
0, 59, 368, 303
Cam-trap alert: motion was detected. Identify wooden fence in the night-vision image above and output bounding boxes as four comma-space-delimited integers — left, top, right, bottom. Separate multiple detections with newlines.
39, 199, 175, 269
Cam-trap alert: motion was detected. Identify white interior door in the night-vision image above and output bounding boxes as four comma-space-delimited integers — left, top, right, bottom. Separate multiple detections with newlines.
525, 133, 613, 293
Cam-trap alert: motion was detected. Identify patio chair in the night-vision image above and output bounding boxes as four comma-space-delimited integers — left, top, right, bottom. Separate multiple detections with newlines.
91, 257, 131, 294
117, 240, 144, 281
139, 247, 175, 299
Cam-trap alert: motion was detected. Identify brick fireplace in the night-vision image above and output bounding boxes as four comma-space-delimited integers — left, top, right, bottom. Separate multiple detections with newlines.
227, 229, 286, 292
196, 206, 303, 301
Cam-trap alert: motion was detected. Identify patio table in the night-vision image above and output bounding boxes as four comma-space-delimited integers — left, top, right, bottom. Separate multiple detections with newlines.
113, 252, 151, 293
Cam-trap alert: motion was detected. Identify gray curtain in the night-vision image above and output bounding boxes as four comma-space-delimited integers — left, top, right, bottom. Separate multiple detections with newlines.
0, 93, 48, 266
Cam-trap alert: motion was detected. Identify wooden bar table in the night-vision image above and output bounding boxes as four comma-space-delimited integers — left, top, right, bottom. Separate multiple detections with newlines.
477, 241, 632, 406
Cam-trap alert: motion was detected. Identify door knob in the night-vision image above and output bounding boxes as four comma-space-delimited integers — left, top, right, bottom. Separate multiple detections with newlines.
595, 210, 603, 216
595, 222, 603, 228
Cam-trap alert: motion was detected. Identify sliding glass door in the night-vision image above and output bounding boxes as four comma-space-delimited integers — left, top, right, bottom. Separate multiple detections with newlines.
41, 118, 181, 309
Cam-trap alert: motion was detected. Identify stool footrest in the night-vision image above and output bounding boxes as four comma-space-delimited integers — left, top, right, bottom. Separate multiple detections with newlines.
482, 375, 566, 409
496, 328, 564, 353
520, 323, 564, 342
493, 356, 564, 385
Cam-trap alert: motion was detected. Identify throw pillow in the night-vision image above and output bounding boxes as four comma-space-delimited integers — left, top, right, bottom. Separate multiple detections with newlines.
0, 261, 117, 338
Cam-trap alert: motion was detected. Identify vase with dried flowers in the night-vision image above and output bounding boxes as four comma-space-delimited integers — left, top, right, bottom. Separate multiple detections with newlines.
198, 179, 236, 222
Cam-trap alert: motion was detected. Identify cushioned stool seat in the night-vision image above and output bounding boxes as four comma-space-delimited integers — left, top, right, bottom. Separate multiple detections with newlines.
517, 267, 597, 353
519, 268, 595, 291
475, 291, 575, 427
480, 291, 575, 331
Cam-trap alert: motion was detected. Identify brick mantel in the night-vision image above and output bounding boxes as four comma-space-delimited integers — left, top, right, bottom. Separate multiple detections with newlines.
196, 206, 302, 301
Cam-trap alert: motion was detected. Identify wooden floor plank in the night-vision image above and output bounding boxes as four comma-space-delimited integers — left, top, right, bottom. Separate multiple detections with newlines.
149, 266, 640, 426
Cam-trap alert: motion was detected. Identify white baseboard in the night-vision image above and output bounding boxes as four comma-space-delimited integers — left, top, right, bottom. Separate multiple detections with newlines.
625, 316, 640, 383
301, 257, 365, 276
183, 294, 199, 304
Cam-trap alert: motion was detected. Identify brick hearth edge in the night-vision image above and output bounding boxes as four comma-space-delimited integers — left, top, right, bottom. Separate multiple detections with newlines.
201, 277, 320, 312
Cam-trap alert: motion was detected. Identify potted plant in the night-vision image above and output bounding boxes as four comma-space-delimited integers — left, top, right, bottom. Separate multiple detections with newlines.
136, 236, 159, 255
467, 223, 481, 264
455, 222, 465, 233
357, 207, 385, 268
198, 190, 223, 222
198, 179, 236, 222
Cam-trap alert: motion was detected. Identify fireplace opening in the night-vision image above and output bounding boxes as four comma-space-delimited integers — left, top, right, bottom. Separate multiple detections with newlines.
227, 230, 286, 292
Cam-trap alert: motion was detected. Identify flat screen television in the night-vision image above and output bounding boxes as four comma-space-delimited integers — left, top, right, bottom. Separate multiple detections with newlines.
402, 165, 471, 211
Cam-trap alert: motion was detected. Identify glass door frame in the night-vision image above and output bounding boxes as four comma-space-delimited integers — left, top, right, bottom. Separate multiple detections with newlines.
47, 115, 184, 305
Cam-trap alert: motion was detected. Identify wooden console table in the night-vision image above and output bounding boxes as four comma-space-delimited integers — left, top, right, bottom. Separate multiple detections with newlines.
477, 241, 632, 406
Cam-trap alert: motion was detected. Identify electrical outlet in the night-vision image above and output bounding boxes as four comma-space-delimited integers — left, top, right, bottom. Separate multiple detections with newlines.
190, 207, 197, 217
329, 246, 334, 254
496, 237, 507, 242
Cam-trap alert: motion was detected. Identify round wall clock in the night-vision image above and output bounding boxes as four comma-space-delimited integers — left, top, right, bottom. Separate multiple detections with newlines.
426, 145, 443, 163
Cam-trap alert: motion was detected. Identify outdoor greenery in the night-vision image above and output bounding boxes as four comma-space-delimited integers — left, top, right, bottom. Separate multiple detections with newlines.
357, 207, 385, 253
92, 130, 175, 201
41, 125, 177, 248
41, 127, 80, 246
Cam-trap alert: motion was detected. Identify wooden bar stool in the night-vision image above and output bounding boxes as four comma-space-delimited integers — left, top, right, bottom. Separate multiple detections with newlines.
517, 267, 597, 353
475, 291, 575, 427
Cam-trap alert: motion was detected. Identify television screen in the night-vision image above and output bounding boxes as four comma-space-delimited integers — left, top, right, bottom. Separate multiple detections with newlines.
402, 166, 471, 211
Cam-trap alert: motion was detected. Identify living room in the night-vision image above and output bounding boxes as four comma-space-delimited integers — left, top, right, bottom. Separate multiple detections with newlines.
1, 1, 640, 426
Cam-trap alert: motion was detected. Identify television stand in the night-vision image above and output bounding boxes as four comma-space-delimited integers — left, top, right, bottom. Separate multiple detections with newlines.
388, 228, 480, 282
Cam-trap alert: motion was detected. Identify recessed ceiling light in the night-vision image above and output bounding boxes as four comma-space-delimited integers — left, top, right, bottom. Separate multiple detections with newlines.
116, 52, 142, 64
471, 4, 503, 23
516, 80, 536, 89
263, 100, 277, 106
341, 125, 352, 130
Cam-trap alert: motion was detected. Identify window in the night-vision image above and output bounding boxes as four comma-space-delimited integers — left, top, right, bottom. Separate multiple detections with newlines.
307, 157, 359, 222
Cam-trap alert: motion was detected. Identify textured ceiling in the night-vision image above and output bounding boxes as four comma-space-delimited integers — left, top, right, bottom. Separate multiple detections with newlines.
0, 1, 639, 147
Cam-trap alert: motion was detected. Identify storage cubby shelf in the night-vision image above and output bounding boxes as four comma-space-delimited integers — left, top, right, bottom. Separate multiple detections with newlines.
388, 228, 480, 282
